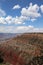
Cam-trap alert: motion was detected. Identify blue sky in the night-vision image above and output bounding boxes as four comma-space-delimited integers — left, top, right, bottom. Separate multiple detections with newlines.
0, 0, 43, 33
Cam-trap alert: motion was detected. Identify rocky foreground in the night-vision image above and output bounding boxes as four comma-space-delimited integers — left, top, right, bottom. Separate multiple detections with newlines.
0, 33, 43, 65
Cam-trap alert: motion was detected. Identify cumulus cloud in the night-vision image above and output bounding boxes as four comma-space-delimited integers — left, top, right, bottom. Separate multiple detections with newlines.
14, 16, 28, 24
21, 3, 41, 21
0, 3, 43, 24
13, 4, 21, 9
31, 19, 36, 22
0, 17, 7, 24
0, 3, 43, 33
0, 8, 6, 17
40, 5, 43, 13
5, 16, 13, 24
0, 16, 28, 24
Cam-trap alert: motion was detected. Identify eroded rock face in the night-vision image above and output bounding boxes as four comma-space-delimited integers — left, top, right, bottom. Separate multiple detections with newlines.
0, 33, 43, 65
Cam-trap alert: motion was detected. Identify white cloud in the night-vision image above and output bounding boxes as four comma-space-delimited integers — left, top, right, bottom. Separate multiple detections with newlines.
5, 16, 13, 24
13, 16, 23, 24
0, 3, 43, 25
0, 8, 6, 17
0, 3, 43, 33
31, 19, 36, 22
0, 17, 7, 24
40, 5, 43, 13
13, 4, 21, 9
9, 26, 43, 33
0, 26, 14, 33
0, 15, 28, 24
14, 16, 28, 24
21, 3, 41, 21
12, 26, 43, 33
0, 25, 43, 33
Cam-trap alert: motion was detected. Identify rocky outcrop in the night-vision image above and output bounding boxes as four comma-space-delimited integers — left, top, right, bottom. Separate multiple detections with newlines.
0, 33, 43, 65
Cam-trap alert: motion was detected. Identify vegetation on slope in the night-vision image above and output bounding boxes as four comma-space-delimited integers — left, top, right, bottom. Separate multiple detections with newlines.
0, 33, 43, 65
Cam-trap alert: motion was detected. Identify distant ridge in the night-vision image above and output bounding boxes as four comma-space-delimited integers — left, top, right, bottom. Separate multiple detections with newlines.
0, 33, 17, 41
